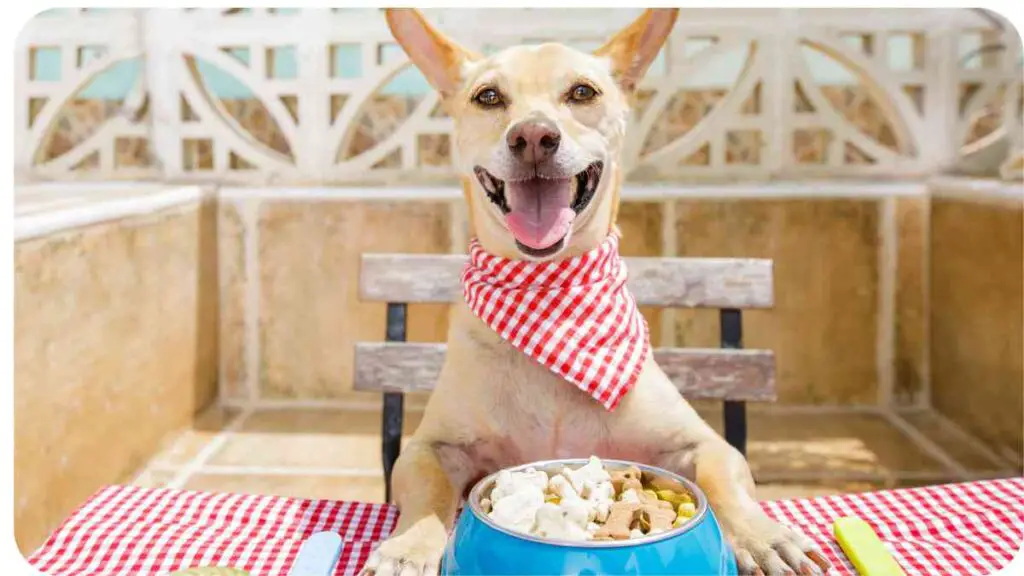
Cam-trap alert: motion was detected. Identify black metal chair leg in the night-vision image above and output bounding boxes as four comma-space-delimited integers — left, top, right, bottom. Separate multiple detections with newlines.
382, 392, 404, 503
382, 303, 407, 503
720, 309, 747, 456
723, 400, 747, 457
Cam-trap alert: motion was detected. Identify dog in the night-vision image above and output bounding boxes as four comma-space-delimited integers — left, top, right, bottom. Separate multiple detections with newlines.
362, 9, 831, 575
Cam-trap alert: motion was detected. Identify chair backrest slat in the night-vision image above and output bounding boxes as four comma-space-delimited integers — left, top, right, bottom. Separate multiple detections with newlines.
354, 342, 776, 401
359, 254, 773, 309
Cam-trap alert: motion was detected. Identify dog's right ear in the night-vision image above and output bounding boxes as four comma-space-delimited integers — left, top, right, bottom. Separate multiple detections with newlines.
385, 9, 477, 99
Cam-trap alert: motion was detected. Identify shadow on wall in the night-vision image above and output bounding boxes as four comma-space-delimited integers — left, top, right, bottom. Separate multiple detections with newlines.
930, 191, 1024, 465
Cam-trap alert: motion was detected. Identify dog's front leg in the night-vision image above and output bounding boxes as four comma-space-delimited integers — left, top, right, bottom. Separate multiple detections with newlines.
659, 439, 831, 575
361, 441, 472, 576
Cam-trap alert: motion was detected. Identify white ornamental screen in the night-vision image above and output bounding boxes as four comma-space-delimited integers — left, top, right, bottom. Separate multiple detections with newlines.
14, 8, 1023, 184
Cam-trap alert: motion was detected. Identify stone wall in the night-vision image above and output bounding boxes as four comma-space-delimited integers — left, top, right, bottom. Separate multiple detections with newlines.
14, 193, 219, 553
219, 189, 933, 408
929, 182, 1023, 463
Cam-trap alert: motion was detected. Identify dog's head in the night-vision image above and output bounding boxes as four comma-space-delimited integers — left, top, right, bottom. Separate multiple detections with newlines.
386, 8, 678, 260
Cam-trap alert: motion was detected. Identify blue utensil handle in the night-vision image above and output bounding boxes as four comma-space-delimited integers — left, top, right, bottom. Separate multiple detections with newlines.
288, 531, 344, 576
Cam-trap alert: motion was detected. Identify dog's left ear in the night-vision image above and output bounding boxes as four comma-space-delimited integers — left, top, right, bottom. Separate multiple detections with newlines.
594, 8, 679, 93
385, 8, 478, 99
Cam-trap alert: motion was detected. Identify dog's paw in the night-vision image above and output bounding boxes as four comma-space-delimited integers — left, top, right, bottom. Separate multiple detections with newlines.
723, 508, 832, 575
359, 528, 446, 576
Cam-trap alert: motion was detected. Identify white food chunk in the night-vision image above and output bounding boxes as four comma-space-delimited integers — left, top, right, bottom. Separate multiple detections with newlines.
535, 503, 591, 541
521, 467, 549, 490
489, 484, 544, 534
547, 474, 580, 501
491, 468, 550, 503
585, 480, 615, 502
629, 528, 645, 539
619, 489, 640, 504
562, 456, 612, 495
490, 470, 515, 501
559, 497, 590, 530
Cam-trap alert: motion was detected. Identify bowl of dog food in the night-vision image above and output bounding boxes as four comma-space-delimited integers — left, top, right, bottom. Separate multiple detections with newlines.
442, 456, 737, 575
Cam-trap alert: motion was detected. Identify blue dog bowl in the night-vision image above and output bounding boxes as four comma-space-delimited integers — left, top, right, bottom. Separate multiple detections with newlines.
442, 459, 737, 575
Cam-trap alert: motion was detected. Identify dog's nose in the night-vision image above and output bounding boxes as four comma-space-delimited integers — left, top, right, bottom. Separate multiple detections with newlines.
506, 119, 561, 163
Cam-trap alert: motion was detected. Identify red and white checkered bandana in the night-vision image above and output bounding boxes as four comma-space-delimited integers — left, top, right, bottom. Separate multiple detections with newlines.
460, 233, 649, 411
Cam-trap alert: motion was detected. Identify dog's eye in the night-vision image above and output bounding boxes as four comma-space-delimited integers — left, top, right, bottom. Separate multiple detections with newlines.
568, 84, 598, 103
473, 88, 504, 108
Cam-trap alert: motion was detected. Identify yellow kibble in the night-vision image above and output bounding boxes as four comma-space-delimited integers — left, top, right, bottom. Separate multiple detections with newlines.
672, 516, 688, 529
656, 489, 694, 507
643, 489, 659, 501
677, 502, 697, 518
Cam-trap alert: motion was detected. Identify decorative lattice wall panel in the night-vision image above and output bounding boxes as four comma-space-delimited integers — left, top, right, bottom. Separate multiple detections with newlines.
14, 8, 1023, 183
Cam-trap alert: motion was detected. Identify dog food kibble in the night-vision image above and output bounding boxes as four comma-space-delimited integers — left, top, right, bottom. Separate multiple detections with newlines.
677, 501, 697, 517
482, 456, 698, 541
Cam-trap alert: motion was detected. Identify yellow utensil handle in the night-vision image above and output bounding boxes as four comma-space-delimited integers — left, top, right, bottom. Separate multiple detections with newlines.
833, 517, 906, 576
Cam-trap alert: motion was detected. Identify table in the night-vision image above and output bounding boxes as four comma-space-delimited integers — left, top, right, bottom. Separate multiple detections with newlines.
28, 477, 1023, 575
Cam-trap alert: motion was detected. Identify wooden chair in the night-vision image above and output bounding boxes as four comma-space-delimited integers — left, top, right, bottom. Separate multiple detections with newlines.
355, 253, 776, 501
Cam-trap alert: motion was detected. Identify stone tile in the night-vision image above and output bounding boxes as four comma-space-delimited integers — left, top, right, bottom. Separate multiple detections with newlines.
894, 197, 927, 406
14, 203, 218, 555
930, 198, 1023, 462
617, 201, 664, 346
258, 201, 451, 399
896, 409, 1016, 472
746, 411, 945, 478
218, 200, 249, 401
183, 474, 387, 503
208, 409, 422, 470
889, 476, 962, 489
128, 468, 178, 489
673, 199, 880, 404
149, 404, 242, 468
686, 405, 944, 479
897, 409, 1015, 473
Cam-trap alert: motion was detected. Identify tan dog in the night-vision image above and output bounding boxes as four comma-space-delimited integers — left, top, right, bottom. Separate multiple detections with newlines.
362, 9, 831, 576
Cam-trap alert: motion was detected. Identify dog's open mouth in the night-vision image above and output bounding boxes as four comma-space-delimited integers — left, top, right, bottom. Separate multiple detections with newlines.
474, 161, 603, 257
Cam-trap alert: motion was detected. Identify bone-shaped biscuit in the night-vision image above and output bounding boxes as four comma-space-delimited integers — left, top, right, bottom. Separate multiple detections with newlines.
609, 465, 642, 494
593, 501, 641, 540
635, 505, 676, 533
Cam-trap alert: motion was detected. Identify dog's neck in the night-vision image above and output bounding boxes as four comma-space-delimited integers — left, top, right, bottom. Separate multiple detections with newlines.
464, 231, 624, 288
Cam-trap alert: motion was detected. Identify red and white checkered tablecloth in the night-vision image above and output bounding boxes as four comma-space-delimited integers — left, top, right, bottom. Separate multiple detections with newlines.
28, 478, 1024, 576
759, 477, 1023, 575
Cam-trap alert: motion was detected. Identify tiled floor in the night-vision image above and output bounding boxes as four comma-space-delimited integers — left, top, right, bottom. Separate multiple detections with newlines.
130, 403, 1019, 504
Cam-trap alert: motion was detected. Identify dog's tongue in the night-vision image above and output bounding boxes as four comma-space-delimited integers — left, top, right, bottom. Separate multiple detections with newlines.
504, 178, 575, 249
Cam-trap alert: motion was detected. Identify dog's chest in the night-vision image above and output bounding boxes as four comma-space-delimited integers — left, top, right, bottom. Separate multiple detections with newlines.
449, 305, 655, 469
473, 334, 628, 464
